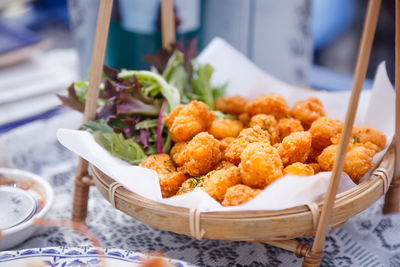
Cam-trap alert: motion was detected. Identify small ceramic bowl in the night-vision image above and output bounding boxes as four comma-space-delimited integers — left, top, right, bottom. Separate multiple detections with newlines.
0, 168, 54, 250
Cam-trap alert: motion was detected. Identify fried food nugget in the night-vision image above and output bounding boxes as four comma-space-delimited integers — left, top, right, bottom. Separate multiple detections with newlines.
164, 100, 215, 142
277, 118, 304, 140
220, 137, 235, 154
239, 142, 283, 188
214, 95, 248, 115
284, 162, 314, 176
177, 132, 222, 176
224, 126, 271, 165
278, 131, 312, 165
140, 154, 188, 197
291, 97, 326, 129
249, 114, 279, 144
170, 142, 187, 166
176, 176, 205, 195
317, 143, 376, 183
222, 184, 261, 206
238, 113, 251, 127
215, 160, 236, 170
201, 166, 241, 202
309, 117, 343, 151
246, 94, 290, 120
352, 126, 386, 151
208, 119, 243, 140
308, 163, 321, 174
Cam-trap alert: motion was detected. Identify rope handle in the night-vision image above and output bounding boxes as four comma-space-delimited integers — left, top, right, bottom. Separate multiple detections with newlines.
189, 208, 205, 240
305, 202, 320, 232
108, 182, 123, 208
374, 168, 389, 194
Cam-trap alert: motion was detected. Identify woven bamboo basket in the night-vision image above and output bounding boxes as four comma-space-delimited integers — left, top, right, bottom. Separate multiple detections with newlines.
70, 0, 400, 265
91, 144, 394, 241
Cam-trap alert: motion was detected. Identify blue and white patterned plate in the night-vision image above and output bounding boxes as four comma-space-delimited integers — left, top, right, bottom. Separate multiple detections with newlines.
0, 247, 193, 267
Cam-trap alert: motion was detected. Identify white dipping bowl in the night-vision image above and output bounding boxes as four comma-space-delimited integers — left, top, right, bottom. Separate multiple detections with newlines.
0, 168, 54, 250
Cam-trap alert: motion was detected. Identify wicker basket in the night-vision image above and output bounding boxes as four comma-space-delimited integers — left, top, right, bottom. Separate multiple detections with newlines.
70, 0, 400, 266
91, 143, 394, 242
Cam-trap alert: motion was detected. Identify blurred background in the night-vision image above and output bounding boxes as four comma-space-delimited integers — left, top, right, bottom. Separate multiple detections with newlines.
0, 0, 395, 131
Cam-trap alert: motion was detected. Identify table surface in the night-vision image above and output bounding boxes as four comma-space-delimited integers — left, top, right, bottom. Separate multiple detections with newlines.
0, 110, 399, 267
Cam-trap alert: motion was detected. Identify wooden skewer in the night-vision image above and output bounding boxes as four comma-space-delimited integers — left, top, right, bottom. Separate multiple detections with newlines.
303, 0, 381, 266
161, 0, 175, 50
72, 0, 114, 223
383, 0, 400, 214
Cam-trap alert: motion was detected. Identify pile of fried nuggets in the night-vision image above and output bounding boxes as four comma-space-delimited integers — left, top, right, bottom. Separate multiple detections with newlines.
140, 94, 386, 206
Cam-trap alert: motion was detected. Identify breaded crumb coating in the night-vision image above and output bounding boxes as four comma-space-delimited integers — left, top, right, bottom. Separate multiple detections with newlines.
344, 145, 376, 183
177, 132, 222, 176
309, 117, 343, 151
208, 119, 243, 140
308, 163, 321, 174
284, 162, 314, 176
249, 114, 279, 144
214, 95, 248, 115
246, 94, 290, 120
170, 142, 187, 166
215, 160, 236, 170
220, 137, 235, 155
176, 176, 205, 195
278, 131, 312, 165
224, 126, 271, 165
238, 113, 251, 127
352, 126, 386, 151
239, 142, 283, 188
317, 142, 376, 183
277, 118, 304, 141
291, 97, 326, 129
164, 100, 215, 143
140, 154, 188, 197
200, 166, 241, 202
222, 184, 261, 206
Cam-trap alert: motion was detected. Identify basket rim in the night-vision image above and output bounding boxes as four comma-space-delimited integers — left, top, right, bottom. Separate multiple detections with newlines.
91, 140, 394, 219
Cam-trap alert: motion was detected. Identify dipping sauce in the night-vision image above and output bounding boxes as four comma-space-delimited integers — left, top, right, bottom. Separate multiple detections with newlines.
0, 177, 44, 230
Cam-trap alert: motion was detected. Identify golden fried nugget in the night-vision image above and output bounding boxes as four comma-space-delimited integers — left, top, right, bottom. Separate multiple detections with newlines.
284, 162, 314, 176
170, 142, 187, 166
224, 126, 271, 165
238, 113, 250, 127
277, 118, 304, 141
208, 119, 243, 140
176, 176, 205, 195
222, 184, 261, 206
220, 137, 235, 154
317, 143, 376, 183
140, 154, 188, 197
249, 114, 279, 144
177, 132, 222, 176
278, 131, 312, 166
164, 100, 215, 142
200, 166, 241, 202
246, 94, 290, 120
214, 95, 248, 115
352, 126, 386, 151
291, 97, 326, 129
239, 142, 283, 188
308, 163, 321, 174
215, 160, 236, 170
309, 117, 343, 151
344, 145, 376, 183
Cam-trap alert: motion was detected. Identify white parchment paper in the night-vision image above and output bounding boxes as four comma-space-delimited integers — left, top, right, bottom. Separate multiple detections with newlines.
57, 38, 395, 212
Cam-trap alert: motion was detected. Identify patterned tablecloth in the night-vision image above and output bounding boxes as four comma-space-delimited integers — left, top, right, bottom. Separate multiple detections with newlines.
1, 110, 400, 267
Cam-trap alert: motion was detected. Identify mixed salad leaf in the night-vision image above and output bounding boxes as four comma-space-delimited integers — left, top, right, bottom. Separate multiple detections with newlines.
58, 39, 226, 164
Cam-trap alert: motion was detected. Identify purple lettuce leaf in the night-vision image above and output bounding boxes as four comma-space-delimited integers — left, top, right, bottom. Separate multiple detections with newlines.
135, 129, 151, 152
144, 38, 198, 74
56, 83, 85, 112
